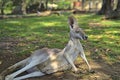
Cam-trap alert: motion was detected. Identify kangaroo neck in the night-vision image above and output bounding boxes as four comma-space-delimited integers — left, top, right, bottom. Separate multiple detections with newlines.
70, 37, 80, 45
63, 38, 81, 52
62, 38, 81, 61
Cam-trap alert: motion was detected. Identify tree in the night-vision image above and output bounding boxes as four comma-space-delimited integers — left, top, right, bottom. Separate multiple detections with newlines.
0, 0, 12, 15
45, 0, 49, 10
12, 0, 30, 14
97, 0, 107, 15
97, 0, 120, 19
111, 0, 120, 18
21, 0, 27, 14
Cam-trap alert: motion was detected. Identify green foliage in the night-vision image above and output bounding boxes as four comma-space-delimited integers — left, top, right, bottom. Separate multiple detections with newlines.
57, 1, 71, 9
0, 0, 13, 14
0, 0, 73, 14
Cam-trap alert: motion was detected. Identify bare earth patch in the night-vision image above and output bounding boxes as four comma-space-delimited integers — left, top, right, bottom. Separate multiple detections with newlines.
0, 40, 120, 80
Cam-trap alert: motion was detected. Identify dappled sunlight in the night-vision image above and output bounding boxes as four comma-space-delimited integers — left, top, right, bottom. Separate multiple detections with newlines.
76, 14, 102, 24
50, 61, 59, 71
40, 22, 56, 27
34, 22, 62, 27
101, 20, 120, 26
46, 34, 53, 37
6, 20, 21, 24
47, 51, 59, 73
105, 30, 120, 38
90, 34, 117, 41
89, 35, 102, 40
104, 41, 114, 44
85, 19, 120, 63
105, 30, 119, 34
49, 59, 59, 72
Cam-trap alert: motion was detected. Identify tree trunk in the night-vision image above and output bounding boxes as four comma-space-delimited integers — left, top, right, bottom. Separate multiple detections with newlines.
97, 0, 120, 19
97, 0, 107, 15
21, 0, 27, 15
82, 0, 85, 10
105, 0, 113, 17
115, 0, 120, 11
1, 8, 4, 15
1, 1, 5, 15
106, 0, 120, 19
97, 0, 113, 15
45, 0, 48, 10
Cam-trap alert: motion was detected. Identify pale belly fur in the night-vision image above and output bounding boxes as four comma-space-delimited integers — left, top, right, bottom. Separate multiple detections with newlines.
37, 47, 79, 74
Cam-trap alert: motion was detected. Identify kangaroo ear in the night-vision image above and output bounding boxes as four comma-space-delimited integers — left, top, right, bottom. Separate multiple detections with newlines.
68, 16, 77, 29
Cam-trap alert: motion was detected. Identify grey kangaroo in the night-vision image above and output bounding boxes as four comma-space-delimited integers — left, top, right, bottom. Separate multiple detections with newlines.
0, 16, 91, 80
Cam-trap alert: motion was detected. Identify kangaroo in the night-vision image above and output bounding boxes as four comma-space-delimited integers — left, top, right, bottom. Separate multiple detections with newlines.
0, 16, 91, 80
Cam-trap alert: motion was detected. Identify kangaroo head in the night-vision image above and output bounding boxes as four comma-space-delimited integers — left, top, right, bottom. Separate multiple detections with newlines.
68, 16, 88, 40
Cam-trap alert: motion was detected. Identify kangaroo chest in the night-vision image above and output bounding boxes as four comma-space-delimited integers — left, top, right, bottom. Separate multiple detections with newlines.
67, 40, 80, 61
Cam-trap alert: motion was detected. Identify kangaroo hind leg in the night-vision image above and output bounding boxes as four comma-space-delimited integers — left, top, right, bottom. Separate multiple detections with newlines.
13, 70, 45, 80
0, 58, 29, 80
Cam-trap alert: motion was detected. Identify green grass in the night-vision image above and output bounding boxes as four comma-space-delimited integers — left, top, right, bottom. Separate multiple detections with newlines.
0, 13, 120, 63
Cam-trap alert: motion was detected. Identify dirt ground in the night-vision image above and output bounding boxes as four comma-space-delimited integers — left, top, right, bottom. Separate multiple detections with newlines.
0, 41, 120, 80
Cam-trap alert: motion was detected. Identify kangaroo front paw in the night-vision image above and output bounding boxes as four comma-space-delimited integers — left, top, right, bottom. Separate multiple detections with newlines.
72, 68, 79, 73
5, 75, 14, 80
